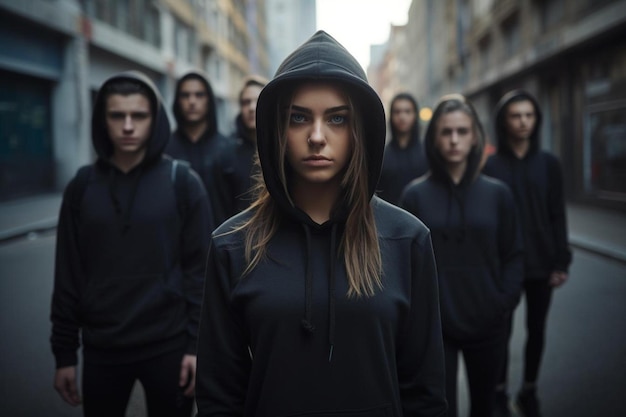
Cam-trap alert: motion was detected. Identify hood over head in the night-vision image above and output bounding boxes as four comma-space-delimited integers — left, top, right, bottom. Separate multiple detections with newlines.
494, 89, 542, 156
92, 71, 170, 165
389, 92, 421, 147
173, 70, 220, 138
424, 94, 485, 187
255, 30, 386, 220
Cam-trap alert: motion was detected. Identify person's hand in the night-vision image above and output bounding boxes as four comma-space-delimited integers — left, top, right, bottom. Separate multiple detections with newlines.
179, 354, 197, 397
54, 366, 81, 406
549, 270, 568, 287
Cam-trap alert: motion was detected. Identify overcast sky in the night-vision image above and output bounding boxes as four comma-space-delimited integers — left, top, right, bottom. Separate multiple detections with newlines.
316, 0, 412, 69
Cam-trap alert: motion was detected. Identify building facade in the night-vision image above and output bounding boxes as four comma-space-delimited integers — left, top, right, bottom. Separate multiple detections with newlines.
371, 0, 626, 210
265, 0, 316, 76
0, 0, 269, 201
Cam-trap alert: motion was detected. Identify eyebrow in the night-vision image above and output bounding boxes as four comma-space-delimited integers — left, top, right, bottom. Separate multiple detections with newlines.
291, 105, 350, 114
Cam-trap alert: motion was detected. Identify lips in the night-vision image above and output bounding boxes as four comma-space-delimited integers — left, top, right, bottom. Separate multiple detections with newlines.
304, 155, 331, 161
303, 155, 332, 167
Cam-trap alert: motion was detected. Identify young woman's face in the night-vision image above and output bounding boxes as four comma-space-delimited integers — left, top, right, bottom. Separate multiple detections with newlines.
391, 98, 416, 134
434, 110, 476, 166
285, 83, 352, 187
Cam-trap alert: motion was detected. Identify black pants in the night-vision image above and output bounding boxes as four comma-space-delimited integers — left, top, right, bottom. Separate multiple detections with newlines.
444, 330, 507, 417
499, 278, 553, 387
82, 348, 193, 417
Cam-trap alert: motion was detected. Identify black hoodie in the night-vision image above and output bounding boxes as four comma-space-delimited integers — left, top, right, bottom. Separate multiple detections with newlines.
377, 94, 429, 205
167, 70, 231, 226
483, 90, 572, 279
212, 114, 259, 218
196, 31, 447, 417
400, 98, 524, 342
51, 71, 211, 367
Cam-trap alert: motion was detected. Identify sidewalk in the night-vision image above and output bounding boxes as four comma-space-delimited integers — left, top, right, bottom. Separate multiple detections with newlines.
0, 193, 625, 264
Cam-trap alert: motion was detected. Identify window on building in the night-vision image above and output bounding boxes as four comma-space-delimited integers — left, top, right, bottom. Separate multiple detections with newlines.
537, 0, 564, 32
0, 71, 54, 201
478, 35, 492, 73
501, 14, 520, 57
587, 105, 626, 197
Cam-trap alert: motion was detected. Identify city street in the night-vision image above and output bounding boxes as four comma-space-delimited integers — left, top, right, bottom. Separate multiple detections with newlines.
1, 232, 625, 416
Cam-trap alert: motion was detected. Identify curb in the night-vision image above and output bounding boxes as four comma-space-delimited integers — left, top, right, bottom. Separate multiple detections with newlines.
569, 234, 626, 265
0, 218, 58, 243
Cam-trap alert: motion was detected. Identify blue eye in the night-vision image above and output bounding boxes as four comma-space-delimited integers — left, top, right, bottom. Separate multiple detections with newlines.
290, 113, 307, 123
329, 114, 346, 125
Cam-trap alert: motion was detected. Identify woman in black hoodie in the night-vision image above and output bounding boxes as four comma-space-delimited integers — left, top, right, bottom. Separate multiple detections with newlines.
377, 92, 429, 205
400, 94, 524, 417
196, 31, 447, 417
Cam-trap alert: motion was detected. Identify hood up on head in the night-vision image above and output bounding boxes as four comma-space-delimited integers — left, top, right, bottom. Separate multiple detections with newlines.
424, 94, 485, 187
91, 70, 170, 165
493, 89, 543, 156
172, 70, 220, 139
389, 92, 421, 148
255, 30, 387, 221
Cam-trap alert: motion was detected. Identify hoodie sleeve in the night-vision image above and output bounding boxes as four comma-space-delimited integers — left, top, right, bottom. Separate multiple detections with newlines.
397, 230, 448, 417
497, 184, 525, 312
196, 237, 251, 416
180, 171, 212, 355
50, 180, 83, 369
547, 155, 572, 272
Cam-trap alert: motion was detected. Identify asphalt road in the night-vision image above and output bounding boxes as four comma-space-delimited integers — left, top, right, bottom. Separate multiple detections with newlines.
1, 232, 624, 416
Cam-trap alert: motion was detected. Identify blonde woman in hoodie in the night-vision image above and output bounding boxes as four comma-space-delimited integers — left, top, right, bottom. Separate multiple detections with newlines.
401, 94, 524, 417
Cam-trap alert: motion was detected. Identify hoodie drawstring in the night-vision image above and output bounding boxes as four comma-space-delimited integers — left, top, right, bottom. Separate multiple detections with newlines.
442, 181, 467, 243
301, 225, 315, 333
108, 166, 143, 234
328, 223, 337, 362
300, 222, 339, 362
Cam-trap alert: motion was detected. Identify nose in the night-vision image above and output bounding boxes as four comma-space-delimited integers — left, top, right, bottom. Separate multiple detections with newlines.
308, 119, 326, 146
450, 131, 459, 145
123, 115, 134, 132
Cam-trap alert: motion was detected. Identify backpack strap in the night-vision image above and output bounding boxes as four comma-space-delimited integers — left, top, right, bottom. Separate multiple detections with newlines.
170, 159, 190, 222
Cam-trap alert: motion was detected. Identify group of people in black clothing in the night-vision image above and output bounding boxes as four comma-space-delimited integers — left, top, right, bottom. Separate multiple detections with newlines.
50, 30, 570, 417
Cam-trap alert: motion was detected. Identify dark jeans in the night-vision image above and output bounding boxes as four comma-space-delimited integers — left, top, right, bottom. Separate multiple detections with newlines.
82, 348, 193, 417
499, 278, 553, 387
444, 330, 507, 417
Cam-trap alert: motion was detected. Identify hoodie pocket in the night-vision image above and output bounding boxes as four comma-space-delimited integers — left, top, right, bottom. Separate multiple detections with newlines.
439, 266, 505, 340
81, 273, 186, 347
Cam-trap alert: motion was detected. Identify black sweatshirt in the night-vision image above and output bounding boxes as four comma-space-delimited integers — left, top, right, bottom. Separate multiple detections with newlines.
212, 114, 259, 218
483, 90, 572, 279
401, 175, 524, 341
196, 31, 447, 417
377, 124, 429, 206
167, 71, 231, 227
50, 72, 211, 367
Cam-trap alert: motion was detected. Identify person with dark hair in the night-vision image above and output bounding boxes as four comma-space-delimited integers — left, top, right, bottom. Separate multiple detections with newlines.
50, 71, 211, 417
195, 31, 447, 417
400, 94, 524, 417
167, 70, 230, 226
484, 90, 572, 417
213, 75, 268, 218
377, 92, 429, 205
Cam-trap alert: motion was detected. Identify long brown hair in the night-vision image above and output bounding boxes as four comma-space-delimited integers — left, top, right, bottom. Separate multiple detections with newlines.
232, 82, 382, 297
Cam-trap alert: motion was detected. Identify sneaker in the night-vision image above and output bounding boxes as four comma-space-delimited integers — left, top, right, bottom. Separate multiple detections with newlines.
516, 389, 542, 417
493, 391, 512, 417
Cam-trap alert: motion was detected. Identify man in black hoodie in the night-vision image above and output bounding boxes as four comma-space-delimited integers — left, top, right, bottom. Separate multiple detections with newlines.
167, 71, 230, 226
483, 90, 572, 417
51, 72, 211, 417
213, 75, 267, 218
